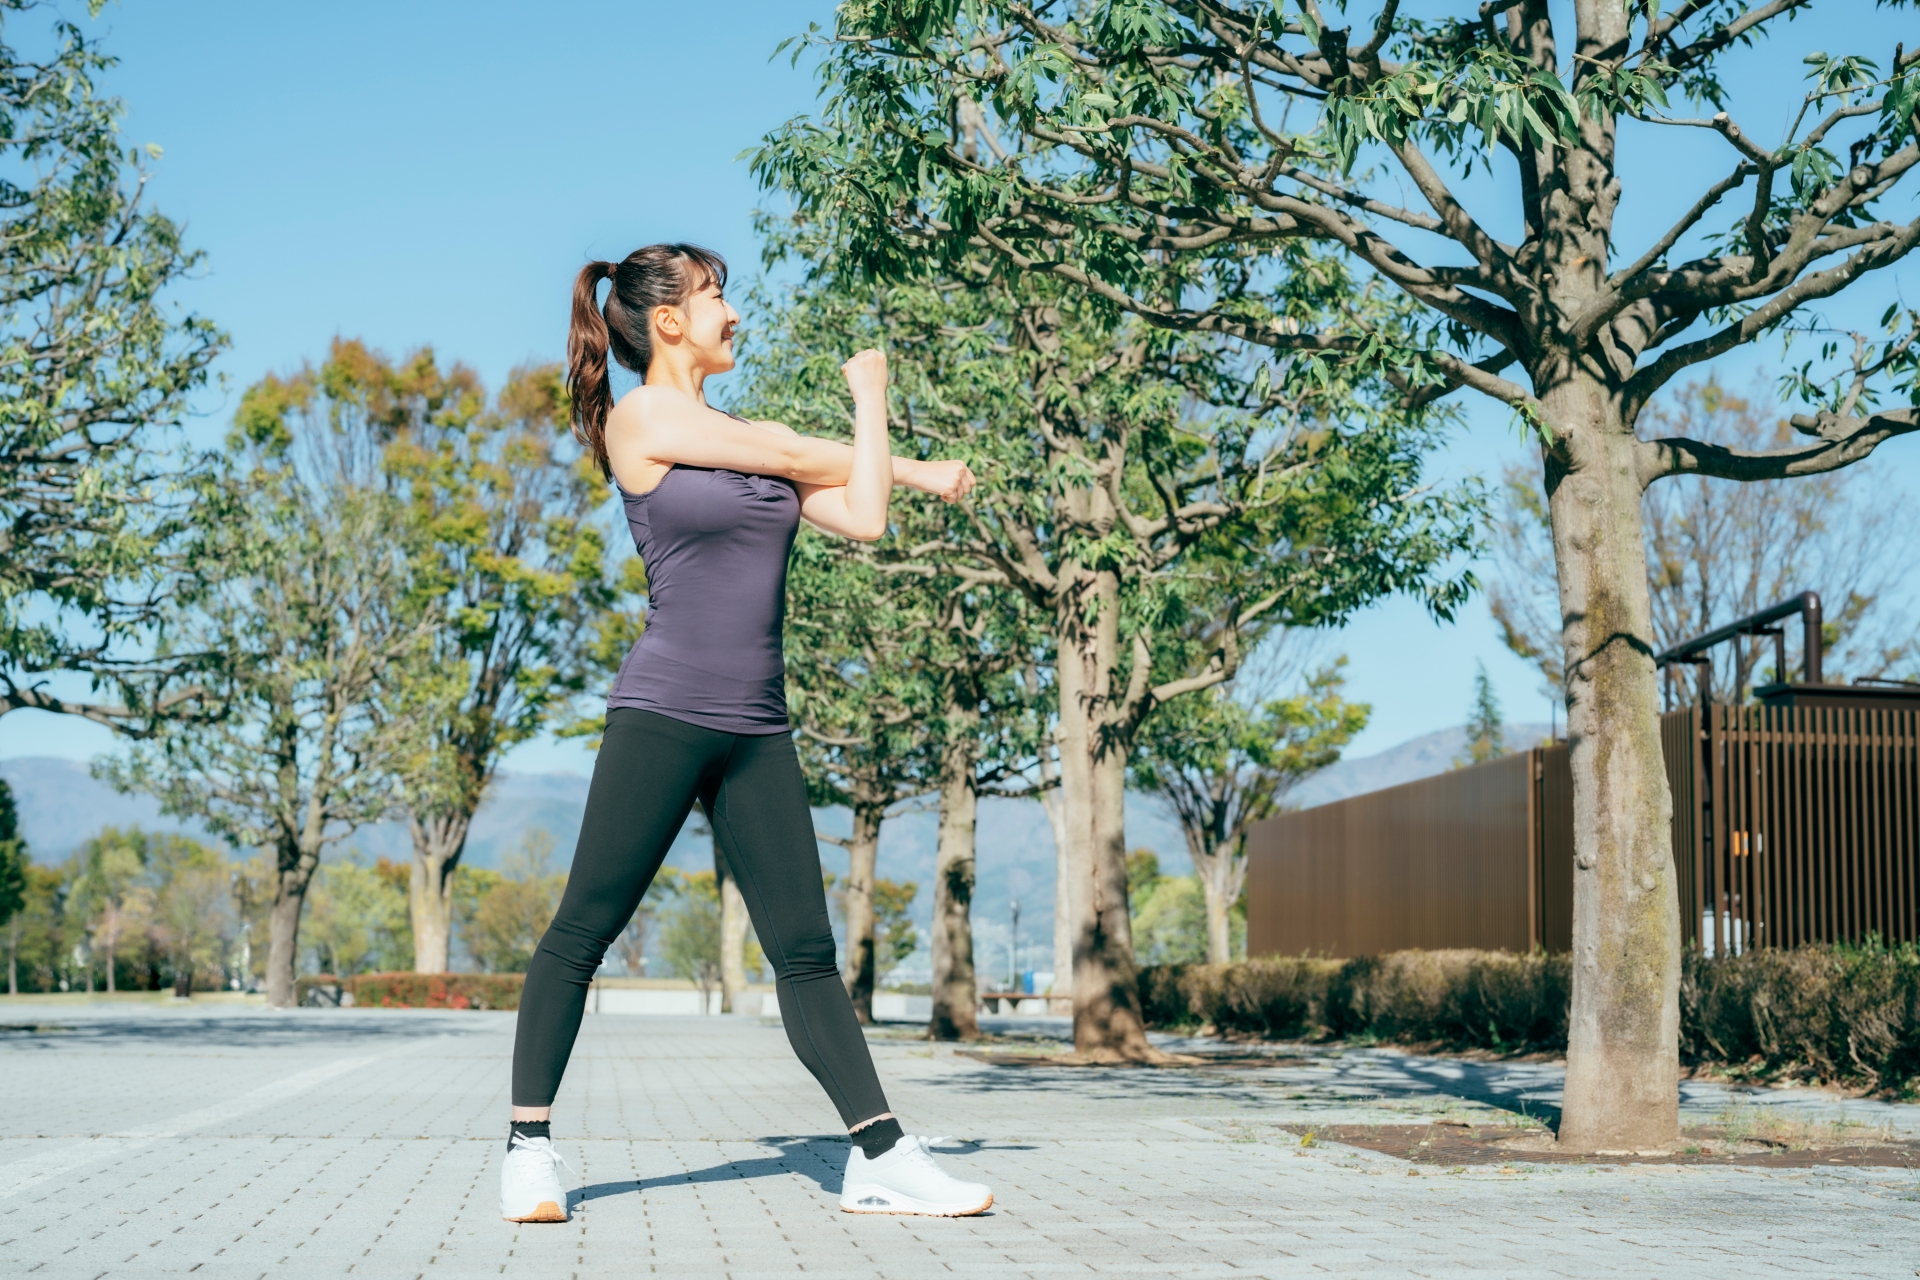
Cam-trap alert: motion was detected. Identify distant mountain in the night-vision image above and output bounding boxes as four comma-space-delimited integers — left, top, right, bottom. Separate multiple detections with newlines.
0, 756, 216, 855
4, 717, 1543, 975
1285, 721, 1555, 809
0, 754, 1186, 973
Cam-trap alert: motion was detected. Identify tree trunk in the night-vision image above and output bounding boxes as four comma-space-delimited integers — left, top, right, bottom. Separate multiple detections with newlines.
1056, 565, 1158, 1061
173, 965, 192, 998
717, 846, 748, 1013
266, 841, 320, 1010
1544, 381, 1681, 1154
1040, 748, 1072, 1011
929, 702, 981, 1041
1197, 857, 1233, 967
408, 812, 470, 974
102, 904, 117, 994
7, 924, 17, 995
266, 885, 306, 1009
841, 799, 883, 1024
1192, 835, 1250, 966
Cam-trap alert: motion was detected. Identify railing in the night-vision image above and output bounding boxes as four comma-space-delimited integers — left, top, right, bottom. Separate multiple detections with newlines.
1246, 703, 1920, 957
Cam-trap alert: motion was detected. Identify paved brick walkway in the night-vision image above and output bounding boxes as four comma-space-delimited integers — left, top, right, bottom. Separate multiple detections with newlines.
2, 1005, 1916, 1278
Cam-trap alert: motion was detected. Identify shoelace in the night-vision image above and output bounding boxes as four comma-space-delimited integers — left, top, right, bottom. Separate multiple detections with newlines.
896, 1135, 960, 1173
508, 1133, 576, 1178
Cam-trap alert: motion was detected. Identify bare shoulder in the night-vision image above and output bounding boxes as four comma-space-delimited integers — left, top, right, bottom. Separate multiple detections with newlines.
744, 416, 798, 437
616, 383, 697, 429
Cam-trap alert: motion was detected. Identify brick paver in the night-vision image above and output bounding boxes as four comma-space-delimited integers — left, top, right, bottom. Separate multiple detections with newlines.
2, 1005, 1915, 1277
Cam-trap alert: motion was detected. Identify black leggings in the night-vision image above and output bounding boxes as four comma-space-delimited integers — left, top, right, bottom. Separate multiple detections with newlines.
510, 708, 891, 1127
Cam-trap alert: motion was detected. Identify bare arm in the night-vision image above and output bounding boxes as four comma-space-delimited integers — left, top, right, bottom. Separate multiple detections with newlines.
830, 349, 896, 539
606, 383, 972, 499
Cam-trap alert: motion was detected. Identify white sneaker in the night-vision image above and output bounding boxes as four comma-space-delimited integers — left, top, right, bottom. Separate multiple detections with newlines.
500, 1134, 573, 1223
840, 1134, 992, 1216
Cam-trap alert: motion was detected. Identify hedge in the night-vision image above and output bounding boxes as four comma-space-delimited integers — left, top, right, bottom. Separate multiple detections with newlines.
1141, 943, 1920, 1092
292, 972, 525, 1010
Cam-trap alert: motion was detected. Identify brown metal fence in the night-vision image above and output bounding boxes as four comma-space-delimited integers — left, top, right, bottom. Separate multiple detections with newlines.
1245, 750, 1540, 956
1246, 704, 1920, 958
1694, 704, 1920, 952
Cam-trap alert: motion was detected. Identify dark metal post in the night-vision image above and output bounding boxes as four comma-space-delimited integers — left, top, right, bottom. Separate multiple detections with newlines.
1801, 591, 1822, 684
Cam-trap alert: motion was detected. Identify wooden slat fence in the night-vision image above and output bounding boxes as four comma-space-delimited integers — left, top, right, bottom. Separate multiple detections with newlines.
1246, 704, 1920, 957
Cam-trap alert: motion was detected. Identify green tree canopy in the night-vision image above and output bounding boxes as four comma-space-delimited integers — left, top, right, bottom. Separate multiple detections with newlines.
105, 381, 437, 1007
735, 213, 1473, 1058
754, 0, 1920, 1151
0, 2, 224, 730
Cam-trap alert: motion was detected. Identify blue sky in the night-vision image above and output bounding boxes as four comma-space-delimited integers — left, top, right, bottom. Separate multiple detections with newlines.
5, 0, 1916, 773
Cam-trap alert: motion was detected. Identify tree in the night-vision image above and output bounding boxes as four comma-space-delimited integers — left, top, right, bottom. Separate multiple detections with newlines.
147, 835, 234, 996
730, 263, 1053, 1040
759, 0, 1920, 1150
783, 527, 934, 1025
610, 872, 678, 978
1491, 379, 1917, 705
659, 869, 723, 1012
304, 857, 411, 978
1126, 850, 1211, 967
872, 878, 921, 990
736, 243, 1471, 1060
1132, 654, 1368, 963
106, 391, 436, 1008
0, 2, 224, 731
0, 778, 27, 994
6, 864, 65, 992
1458, 662, 1507, 767
465, 833, 565, 974
65, 826, 149, 993
366, 344, 633, 975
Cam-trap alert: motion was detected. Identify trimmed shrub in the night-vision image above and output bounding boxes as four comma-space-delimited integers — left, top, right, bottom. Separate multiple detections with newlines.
1142, 944, 1920, 1091
1142, 952, 1565, 1051
349, 972, 525, 1010
289, 972, 526, 1010
1681, 944, 1920, 1091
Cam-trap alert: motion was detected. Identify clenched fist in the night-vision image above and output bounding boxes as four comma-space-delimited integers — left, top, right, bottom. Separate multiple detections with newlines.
913, 459, 977, 503
841, 348, 888, 405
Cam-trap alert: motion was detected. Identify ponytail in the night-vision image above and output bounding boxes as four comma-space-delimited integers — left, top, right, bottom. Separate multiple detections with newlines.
565, 243, 729, 480
567, 261, 616, 477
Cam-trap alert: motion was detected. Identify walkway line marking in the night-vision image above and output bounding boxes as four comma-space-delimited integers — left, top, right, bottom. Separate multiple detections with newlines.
0, 1053, 380, 1200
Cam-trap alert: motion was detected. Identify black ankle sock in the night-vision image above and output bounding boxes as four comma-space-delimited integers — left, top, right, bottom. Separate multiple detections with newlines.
851, 1117, 904, 1160
509, 1119, 551, 1152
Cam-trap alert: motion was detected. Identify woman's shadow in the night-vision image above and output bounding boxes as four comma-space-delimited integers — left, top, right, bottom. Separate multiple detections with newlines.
570, 1137, 1002, 1212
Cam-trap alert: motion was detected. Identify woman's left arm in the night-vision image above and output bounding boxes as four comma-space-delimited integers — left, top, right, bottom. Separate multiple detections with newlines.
747, 351, 975, 540
812, 350, 894, 540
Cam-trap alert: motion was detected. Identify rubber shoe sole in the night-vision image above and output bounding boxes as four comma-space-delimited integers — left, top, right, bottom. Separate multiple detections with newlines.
502, 1200, 567, 1223
840, 1186, 993, 1217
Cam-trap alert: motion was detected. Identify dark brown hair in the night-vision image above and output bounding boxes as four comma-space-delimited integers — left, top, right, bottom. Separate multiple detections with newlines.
567, 243, 729, 478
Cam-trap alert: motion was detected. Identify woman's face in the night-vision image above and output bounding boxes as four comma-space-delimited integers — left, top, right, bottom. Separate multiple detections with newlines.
659, 277, 740, 375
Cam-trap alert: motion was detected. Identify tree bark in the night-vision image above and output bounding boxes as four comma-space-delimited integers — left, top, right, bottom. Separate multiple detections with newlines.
7, 923, 17, 995
408, 812, 470, 974
1544, 377, 1681, 1154
717, 845, 748, 1013
841, 799, 883, 1024
102, 903, 118, 994
265, 836, 322, 1010
1056, 563, 1158, 1061
1197, 855, 1233, 967
929, 699, 981, 1041
266, 878, 308, 1009
1040, 745, 1073, 1012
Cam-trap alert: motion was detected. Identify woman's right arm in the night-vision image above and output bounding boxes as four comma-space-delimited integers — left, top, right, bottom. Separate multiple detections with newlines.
603, 385, 852, 486
606, 385, 972, 497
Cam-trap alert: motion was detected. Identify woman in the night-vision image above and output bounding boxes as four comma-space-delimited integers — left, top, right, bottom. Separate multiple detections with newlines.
499, 243, 989, 1223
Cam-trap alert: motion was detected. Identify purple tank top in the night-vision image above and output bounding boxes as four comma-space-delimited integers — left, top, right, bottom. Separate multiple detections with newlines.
607, 463, 800, 734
